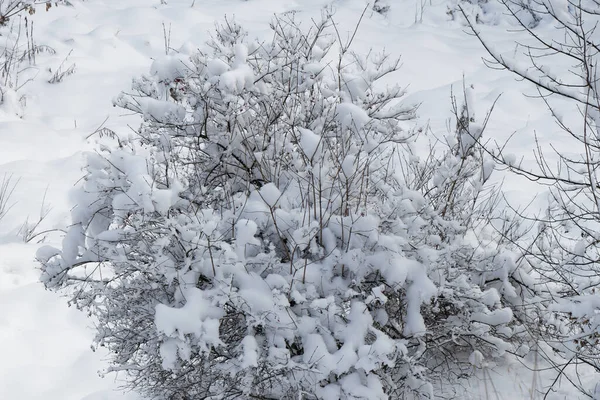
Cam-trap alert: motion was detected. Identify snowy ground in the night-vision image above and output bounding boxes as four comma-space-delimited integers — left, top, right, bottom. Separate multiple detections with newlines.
0, 0, 590, 399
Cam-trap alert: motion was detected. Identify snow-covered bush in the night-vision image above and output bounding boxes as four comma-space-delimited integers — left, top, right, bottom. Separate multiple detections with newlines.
39, 14, 530, 399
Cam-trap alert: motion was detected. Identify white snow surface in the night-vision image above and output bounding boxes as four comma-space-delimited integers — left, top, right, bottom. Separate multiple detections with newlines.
0, 0, 594, 399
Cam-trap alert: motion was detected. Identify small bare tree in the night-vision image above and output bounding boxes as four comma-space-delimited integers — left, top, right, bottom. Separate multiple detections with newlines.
461, 0, 600, 396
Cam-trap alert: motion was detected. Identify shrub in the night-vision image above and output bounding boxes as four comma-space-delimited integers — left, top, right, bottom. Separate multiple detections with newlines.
39, 13, 531, 399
